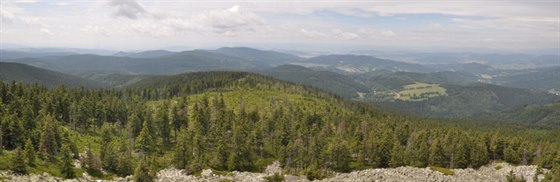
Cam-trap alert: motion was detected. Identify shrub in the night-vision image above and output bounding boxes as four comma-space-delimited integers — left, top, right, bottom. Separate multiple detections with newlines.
429, 166, 455, 176
263, 173, 285, 182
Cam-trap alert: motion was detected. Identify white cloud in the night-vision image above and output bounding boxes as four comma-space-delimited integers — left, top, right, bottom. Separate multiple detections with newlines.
108, 0, 151, 20
191, 5, 263, 34
0, 3, 22, 23
332, 29, 359, 40
81, 25, 110, 37
358, 28, 396, 38
39, 27, 51, 35
300, 28, 327, 38
116, 5, 264, 37
380, 30, 396, 37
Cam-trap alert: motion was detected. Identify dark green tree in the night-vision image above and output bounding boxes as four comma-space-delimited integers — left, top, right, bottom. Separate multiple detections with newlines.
11, 147, 27, 174
23, 138, 35, 167
136, 120, 154, 154
429, 139, 447, 167
60, 144, 76, 179
133, 158, 155, 182
174, 129, 189, 169
39, 114, 59, 161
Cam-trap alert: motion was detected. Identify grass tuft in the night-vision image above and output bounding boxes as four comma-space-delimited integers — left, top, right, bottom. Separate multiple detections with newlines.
429, 166, 455, 176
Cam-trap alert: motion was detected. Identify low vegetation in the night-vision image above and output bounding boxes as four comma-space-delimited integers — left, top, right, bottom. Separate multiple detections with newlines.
430, 166, 455, 176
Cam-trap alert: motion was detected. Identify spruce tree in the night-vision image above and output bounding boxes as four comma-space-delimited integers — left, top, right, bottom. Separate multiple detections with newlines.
0, 125, 3, 155
24, 138, 35, 167
133, 158, 155, 182
60, 144, 75, 179
389, 140, 405, 168
116, 142, 134, 176
429, 139, 447, 167
39, 114, 59, 161
11, 147, 27, 174
174, 129, 189, 169
136, 120, 154, 154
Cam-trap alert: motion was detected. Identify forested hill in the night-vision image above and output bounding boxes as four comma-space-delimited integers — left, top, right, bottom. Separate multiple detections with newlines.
0, 62, 104, 88
0, 71, 558, 181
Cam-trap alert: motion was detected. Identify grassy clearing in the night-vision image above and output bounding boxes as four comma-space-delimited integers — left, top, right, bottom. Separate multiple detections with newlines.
396, 82, 447, 101
429, 166, 455, 176
149, 88, 351, 118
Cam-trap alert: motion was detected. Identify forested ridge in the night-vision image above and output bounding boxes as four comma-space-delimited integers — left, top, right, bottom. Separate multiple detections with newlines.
0, 71, 559, 181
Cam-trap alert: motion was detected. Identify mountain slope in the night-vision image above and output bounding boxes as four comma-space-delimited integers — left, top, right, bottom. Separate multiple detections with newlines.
261, 65, 369, 98
5, 48, 302, 75
0, 71, 558, 181
9, 50, 253, 74
112, 50, 177, 58
486, 101, 560, 126
0, 62, 104, 88
494, 66, 560, 90
211, 47, 303, 66
302, 55, 434, 73
378, 83, 560, 117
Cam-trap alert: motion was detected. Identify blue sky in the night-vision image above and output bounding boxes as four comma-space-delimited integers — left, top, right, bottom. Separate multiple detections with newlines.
1, 0, 558, 53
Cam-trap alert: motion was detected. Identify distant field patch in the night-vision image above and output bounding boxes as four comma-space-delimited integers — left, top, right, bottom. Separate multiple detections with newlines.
396, 82, 447, 101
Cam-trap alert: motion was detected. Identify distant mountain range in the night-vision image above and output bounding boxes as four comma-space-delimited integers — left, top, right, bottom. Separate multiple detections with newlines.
1, 46, 558, 120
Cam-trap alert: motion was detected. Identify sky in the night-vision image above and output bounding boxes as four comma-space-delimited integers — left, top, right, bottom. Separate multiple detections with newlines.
1, 0, 559, 53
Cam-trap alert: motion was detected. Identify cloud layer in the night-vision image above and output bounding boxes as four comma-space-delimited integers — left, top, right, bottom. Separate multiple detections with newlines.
1, 0, 558, 52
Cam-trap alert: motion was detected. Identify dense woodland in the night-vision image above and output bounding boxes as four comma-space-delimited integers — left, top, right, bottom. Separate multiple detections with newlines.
0, 72, 559, 181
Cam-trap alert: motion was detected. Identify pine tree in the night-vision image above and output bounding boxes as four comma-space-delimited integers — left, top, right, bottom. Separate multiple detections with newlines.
0, 125, 3, 155
174, 129, 189, 169
11, 147, 27, 174
429, 139, 447, 167
136, 120, 154, 154
83, 144, 102, 176
470, 137, 489, 168
39, 114, 59, 161
116, 141, 134, 176
24, 138, 35, 167
133, 158, 155, 182
158, 106, 171, 146
389, 140, 405, 168
61, 144, 75, 179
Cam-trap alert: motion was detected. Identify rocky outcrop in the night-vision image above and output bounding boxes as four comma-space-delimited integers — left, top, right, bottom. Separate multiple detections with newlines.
318, 162, 546, 182
0, 162, 546, 182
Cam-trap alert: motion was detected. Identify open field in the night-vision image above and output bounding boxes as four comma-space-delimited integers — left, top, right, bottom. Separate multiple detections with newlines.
396, 82, 447, 101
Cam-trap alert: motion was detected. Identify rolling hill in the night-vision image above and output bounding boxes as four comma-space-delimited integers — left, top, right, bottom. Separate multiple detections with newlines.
260, 64, 369, 98
300, 55, 435, 73
497, 101, 560, 126
493, 66, 560, 90
211, 47, 304, 66
0, 62, 104, 88
377, 83, 560, 117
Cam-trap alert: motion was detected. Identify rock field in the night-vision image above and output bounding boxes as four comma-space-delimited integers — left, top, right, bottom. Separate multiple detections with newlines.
0, 161, 546, 182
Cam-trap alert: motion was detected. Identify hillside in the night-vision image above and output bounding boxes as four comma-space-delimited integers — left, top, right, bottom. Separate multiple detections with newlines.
378, 83, 560, 117
301, 55, 434, 73
1, 71, 557, 181
260, 65, 369, 98
212, 47, 303, 66
0, 62, 103, 88
112, 50, 177, 58
493, 66, 560, 90
488, 101, 560, 126
5, 48, 303, 75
